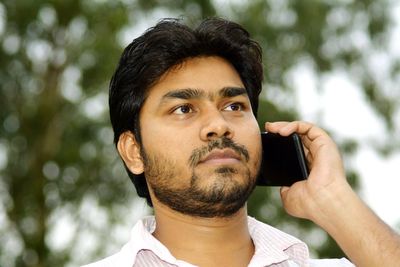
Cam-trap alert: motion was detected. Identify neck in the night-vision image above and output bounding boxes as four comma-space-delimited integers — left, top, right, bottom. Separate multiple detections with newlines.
152, 203, 254, 267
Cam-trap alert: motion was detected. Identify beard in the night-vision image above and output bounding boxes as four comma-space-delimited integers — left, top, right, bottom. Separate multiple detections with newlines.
142, 137, 259, 218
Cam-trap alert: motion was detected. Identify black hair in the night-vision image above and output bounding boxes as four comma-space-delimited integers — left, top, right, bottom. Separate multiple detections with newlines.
109, 17, 263, 206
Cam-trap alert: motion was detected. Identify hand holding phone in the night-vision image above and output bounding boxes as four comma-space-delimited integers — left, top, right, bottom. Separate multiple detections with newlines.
257, 132, 309, 186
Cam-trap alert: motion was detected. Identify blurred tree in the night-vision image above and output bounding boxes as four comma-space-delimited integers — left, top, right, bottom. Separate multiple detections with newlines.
0, 0, 398, 266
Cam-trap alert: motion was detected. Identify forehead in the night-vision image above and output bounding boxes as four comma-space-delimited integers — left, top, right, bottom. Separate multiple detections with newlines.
146, 56, 245, 99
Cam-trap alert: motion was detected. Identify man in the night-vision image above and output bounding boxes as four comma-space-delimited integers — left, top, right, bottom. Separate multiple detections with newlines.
84, 18, 400, 266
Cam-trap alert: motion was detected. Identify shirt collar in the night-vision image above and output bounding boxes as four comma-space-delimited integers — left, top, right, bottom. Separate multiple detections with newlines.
247, 216, 309, 266
122, 215, 309, 267
129, 216, 188, 265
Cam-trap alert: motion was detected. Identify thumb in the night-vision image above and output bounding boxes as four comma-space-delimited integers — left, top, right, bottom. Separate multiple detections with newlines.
280, 186, 290, 201
279, 185, 307, 219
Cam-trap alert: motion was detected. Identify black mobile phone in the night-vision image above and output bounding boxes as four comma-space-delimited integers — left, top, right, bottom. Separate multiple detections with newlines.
257, 132, 309, 186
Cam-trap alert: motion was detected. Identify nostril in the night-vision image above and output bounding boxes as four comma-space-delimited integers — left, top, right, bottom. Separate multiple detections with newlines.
207, 132, 217, 139
202, 121, 233, 141
206, 130, 232, 140
224, 130, 232, 138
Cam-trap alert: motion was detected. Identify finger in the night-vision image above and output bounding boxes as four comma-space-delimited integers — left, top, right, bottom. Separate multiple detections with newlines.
265, 121, 307, 137
266, 121, 321, 138
279, 185, 305, 219
267, 122, 335, 158
279, 121, 315, 136
264, 121, 290, 132
294, 122, 330, 144
282, 122, 334, 155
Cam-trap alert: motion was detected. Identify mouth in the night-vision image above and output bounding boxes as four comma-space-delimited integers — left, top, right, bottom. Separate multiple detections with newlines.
199, 149, 242, 165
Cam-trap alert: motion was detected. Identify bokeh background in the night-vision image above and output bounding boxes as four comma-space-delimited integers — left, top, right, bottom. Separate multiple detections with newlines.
1, 0, 399, 266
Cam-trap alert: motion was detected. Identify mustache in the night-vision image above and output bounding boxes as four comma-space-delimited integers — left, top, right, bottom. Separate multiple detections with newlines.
188, 137, 250, 168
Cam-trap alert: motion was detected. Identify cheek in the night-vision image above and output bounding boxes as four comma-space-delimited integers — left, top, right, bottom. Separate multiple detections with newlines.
248, 137, 262, 178
140, 125, 197, 170
241, 122, 262, 164
139, 116, 174, 155
250, 137, 262, 167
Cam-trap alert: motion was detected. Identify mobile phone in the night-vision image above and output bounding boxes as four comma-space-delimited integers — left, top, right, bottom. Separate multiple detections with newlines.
257, 132, 309, 186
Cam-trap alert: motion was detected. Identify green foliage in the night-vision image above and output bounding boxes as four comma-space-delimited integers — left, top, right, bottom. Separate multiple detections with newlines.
0, 0, 398, 266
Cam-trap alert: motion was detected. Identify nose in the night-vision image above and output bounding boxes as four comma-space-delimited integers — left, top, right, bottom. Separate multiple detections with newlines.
200, 109, 234, 141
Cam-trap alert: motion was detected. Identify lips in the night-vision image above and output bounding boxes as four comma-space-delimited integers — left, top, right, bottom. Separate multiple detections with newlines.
199, 149, 242, 165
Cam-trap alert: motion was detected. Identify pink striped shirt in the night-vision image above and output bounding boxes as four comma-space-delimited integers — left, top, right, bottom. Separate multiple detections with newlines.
83, 216, 354, 267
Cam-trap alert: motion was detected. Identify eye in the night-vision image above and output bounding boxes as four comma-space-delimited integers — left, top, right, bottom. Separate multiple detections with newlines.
172, 104, 194, 115
224, 102, 244, 111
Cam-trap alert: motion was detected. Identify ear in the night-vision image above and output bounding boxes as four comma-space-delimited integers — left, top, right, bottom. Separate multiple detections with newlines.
117, 132, 144, 175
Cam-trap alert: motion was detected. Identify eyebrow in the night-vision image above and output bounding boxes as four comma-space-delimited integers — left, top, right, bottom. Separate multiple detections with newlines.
161, 87, 247, 102
219, 87, 247, 98
162, 88, 205, 100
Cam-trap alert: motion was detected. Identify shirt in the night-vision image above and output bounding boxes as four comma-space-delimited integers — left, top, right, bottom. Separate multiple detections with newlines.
82, 216, 354, 267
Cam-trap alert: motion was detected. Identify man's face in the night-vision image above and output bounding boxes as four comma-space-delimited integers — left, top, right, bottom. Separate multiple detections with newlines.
139, 56, 262, 218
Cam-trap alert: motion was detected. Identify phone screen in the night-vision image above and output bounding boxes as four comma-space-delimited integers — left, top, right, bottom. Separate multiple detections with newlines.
257, 132, 309, 186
